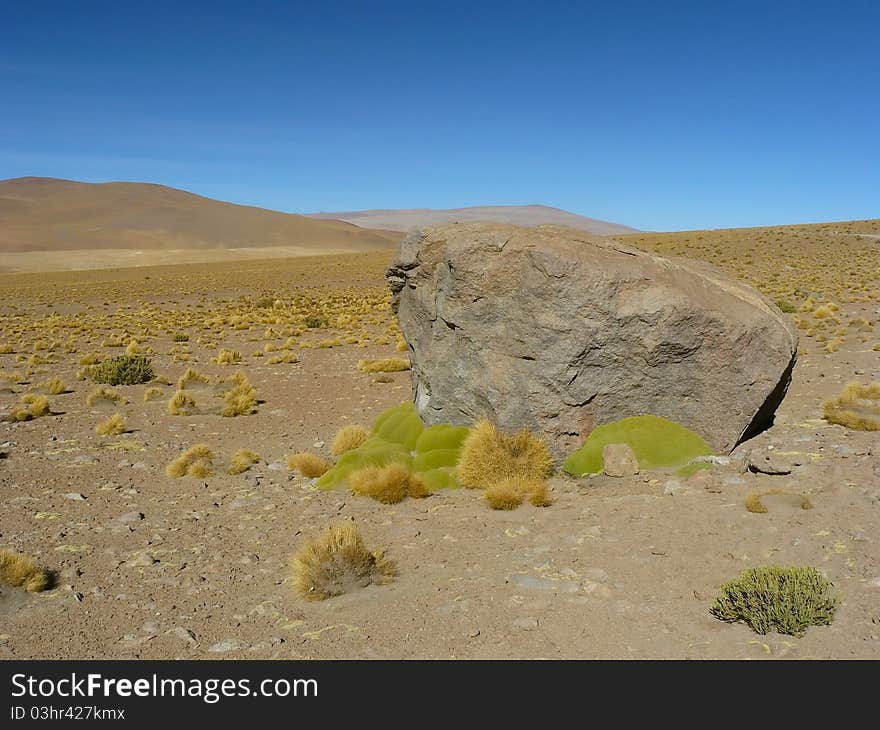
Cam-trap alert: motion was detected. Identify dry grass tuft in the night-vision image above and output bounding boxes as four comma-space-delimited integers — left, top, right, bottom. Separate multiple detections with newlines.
87, 385, 123, 407
484, 476, 552, 510
221, 371, 258, 417
287, 452, 332, 478
823, 382, 880, 430
228, 448, 261, 475
213, 348, 242, 365
10, 394, 51, 421
43, 377, 67, 395
349, 463, 430, 503
0, 548, 51, 592
291, 522, 395, 601
143, 386, 164, 401
95, 412, 128, 436
166, 444, 215, 478
331, 424, 370, 456
167, 390, 196, 416
357, 358, 411, 373
457, 420, 554, 490
177, 367, 212, 390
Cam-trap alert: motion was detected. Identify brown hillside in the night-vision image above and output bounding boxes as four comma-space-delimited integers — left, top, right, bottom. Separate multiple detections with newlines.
0, 177, 401, 252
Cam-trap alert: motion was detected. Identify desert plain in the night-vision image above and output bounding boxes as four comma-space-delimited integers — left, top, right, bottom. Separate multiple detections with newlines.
2, 217, 880, 660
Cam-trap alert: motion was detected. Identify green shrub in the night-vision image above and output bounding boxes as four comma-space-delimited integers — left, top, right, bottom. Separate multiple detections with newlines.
563, 415, 713, 476
304, 313, 328, 329
90, 355, 155, 386
710, 566, 838, 636
172, 333, 189, 342
775, 299, 797, 313
316, 403, 470, 491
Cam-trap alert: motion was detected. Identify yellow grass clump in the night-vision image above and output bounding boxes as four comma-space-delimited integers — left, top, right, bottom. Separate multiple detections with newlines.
349, 463, 430, 504
10, 394, 51, 421
357, 358, 411, 373
168, 389, 197, 416
457, 420, 554, 490
176, 367, 212, 390
86, 385, 123, 407
287, 452, 332, 478
746, 489, 814, 514
330, 424, 370, 456
213, 348, 242, 365
0, 548, 51, 592
823, 382, 880, 430
485, 476, 552, 510
42, 377, 67, 395
221, 371, 258, 417
267, 352, 299, 364
143, 386, 164, 401
228, 448, 261, 475
291, 522, 395, 601
165, 444, 215, 478
95, 412, 128, 436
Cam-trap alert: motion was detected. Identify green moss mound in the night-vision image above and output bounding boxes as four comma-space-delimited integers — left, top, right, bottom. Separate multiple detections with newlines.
710, 566, 838, 636
316, 404, 470, 491
563, 414, 714, 476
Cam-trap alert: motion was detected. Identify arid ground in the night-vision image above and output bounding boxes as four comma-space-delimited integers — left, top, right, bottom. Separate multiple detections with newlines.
2, 220, 880, 659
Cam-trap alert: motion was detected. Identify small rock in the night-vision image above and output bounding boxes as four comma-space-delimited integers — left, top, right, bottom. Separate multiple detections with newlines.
267, 461, 285, 471
126, 553, 157, 568
603, 443, 639, 477
64, 492, 86, 501
312, 441, 325, 449
113, 511, 144, 525
208, 638, 242, 653
166, 627, 198, 645
511, 617, 539, 630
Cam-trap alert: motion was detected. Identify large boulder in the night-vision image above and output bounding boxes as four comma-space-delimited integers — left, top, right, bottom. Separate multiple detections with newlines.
386, 223, 798, 456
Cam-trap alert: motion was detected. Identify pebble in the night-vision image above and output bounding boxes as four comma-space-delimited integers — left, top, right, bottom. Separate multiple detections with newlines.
511, 617, 539, 630
166, 627, 198, 646
114, 511, 144, 524
208, 638, 242, 653
64, 492, 86, 501
126, 553, 157, 568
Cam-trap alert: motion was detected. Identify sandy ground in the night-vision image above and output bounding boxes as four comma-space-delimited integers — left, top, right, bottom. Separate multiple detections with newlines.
0, 254, 878, 660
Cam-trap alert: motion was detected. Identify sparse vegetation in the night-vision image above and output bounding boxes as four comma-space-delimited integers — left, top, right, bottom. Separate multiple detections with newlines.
86, 385, 123, 407
710, 566, 838, 636
349, 462, 430, 503
287, 452, 333, 478
166, 444, 215, 478
331, 424, 370, 456
457, 420, 554, 490
0, 548, 51, 592
291, 522, 395, 601
357, 358, 410, 373
221, 371, 258, 417
90, 354, 154, 386
228, 448, 261, 475
823, 382, 880, 430
95, 413, 128, 435
9, 394, 51, 421
167, 390, 196, 416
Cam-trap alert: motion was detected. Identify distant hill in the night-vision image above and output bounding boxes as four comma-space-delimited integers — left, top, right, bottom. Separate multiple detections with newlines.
0, 177, 401, 252
306, 205, 639, 236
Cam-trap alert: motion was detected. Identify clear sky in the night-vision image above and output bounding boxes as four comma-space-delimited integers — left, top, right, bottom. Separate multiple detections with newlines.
2, 0, 878, 231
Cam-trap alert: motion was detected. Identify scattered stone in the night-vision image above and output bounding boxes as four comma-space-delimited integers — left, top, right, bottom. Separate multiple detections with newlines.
603, 443, 640, 477
166, 627, 198, 646
208, 638, 243, 653
511, 616, 539, 630
113, 511, 144, 525
64, 492, 86, 501
126, 553, 157, 568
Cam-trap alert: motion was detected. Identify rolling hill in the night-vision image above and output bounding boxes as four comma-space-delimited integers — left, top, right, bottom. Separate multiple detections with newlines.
306, 204, 639, 235
0, 177, 401, 253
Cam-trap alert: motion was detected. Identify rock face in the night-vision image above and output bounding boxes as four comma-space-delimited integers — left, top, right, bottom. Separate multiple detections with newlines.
387, 223, 798, 455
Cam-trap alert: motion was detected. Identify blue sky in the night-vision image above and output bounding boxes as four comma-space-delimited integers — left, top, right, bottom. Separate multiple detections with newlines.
1, 0, 878, 231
